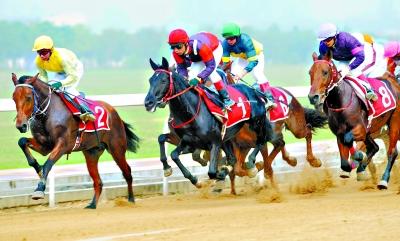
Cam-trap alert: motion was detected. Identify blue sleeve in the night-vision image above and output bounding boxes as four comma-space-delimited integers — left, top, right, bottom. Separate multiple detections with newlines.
222, 41, 230, 58
349, 51, 365, 70
242, 35, 258, 72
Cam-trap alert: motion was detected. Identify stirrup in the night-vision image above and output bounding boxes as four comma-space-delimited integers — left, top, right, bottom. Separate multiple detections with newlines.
80, 112, 96, 122
366, 91, 378, 101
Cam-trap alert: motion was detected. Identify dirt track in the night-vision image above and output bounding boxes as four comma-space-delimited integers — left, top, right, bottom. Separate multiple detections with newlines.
1, 166, 400, 241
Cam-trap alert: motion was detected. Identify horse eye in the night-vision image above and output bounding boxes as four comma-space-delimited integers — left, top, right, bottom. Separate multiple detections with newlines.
26, 96, 32, 102
323, 70, 329, 76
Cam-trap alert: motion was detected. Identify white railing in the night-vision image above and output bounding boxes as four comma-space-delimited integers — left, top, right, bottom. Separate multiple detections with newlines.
0, 86, 310, 112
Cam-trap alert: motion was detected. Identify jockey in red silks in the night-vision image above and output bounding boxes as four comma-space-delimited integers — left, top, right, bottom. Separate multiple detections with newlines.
383, 41, 400, 81
32, 35, 96, 122
168, 29, 235, 109
317, 23, 387, 101
220, 23, 276, 110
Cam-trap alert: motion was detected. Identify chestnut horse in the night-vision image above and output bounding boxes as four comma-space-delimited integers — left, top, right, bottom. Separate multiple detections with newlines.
12, 74, 139, 208
308, 52, 400, 189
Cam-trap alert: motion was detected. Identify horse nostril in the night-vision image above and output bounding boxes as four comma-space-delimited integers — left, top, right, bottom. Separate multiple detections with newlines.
308, 95, 318, 105
145, 99, 155, 107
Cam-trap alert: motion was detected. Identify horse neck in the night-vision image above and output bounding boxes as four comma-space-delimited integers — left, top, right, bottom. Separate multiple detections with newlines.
32, 80, 50, 101
169, 73, 202, 119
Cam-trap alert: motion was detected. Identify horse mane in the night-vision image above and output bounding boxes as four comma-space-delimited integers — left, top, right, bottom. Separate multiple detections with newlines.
17, 75, 33, 84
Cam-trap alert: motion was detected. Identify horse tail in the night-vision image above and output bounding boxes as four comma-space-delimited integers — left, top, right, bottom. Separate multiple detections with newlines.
123, 121, 140, 153
304, 108, 327, 131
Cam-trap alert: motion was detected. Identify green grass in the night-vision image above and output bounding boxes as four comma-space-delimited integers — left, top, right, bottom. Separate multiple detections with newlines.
0, 65, 335, 170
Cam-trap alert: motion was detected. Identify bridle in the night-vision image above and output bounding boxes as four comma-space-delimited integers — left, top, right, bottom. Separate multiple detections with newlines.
312, 60, 353, 112
14, 83, 52, 123
154, 69, 201, 128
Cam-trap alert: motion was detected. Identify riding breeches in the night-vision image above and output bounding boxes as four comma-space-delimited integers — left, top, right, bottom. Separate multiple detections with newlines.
230, 52, 269, 85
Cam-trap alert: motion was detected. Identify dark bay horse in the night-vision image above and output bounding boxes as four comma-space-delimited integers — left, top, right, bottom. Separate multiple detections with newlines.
308, 52, 400, 189
144, 57, 272, 188
12, 74, 139, 208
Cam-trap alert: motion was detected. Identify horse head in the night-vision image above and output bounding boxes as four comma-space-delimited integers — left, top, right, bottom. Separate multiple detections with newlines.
308, 52, 341, 112
12, 73, 40, 133
145, 57, 189, 112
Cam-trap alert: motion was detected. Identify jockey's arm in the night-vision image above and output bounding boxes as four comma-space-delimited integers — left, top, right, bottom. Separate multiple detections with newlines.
37, 66, 49, 82
197, 45, 216, 80
60, 58, 80, 87
243, 36, 259, 72
221, 41, 231, 70
349, 46, 365, 70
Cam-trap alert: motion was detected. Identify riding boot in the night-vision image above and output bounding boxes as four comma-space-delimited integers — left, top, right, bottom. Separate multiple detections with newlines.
365, 88, 378, 101
259, 82, 277, 110
218, 88, 235, 109
79, 102, 96, 122
264, 90, 277, 110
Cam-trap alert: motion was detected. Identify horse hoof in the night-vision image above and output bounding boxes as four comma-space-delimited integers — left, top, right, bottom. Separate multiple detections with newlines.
31, 191, 45, 200
377, 180, 388, 190
221, 165, 233, 173
356, 171, 369, 181
247, 167, 258, 178
339, 171, 351, 179
308, 158, 321, 168
164, 168, 172, 177
255, 161, 264, 171
85, 204, 97, 209
286, 157, 298, 167
195, 179, 214, 189
213, 180, 225, 192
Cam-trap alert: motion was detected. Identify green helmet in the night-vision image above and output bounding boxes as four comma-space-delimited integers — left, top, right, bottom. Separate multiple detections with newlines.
222, 23, 241, 38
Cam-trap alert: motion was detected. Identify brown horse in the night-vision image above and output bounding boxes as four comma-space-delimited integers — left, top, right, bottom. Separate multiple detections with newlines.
12, 74, 139, 209
225, 70, 327, 190
308, 52, 400, 189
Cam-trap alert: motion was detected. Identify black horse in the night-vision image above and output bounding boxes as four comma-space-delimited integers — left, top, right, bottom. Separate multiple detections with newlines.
144, 58, 272, 187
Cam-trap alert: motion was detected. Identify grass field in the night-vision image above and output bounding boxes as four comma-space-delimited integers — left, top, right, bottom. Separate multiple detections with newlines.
0, 64, 334, 170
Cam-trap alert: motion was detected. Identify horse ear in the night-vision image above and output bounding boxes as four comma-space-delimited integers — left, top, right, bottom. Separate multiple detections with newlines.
12, 73, 18, 86
161, 57, 169, 70
27, 73, 39, 84
149, 58, 159, 71
312, 52, 318, 62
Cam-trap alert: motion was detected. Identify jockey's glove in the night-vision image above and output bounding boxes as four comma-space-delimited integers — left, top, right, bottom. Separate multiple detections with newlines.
189, 77, 201, 86
50, 82, 62, 90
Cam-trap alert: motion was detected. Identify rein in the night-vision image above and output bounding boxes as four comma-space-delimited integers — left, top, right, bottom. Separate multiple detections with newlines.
15, 83, 52, 123
155, 69, 201, 128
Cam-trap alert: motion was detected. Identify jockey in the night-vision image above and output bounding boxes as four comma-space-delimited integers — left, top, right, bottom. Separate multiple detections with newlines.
317, 23, 387, 101
32, 35, 96, 122
168, 29, 235, 109
383, 41, 400, 82
221, 23, 276, 110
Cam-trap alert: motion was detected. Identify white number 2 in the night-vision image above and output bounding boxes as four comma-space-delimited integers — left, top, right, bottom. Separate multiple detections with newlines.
378, 86, 391, 108
236, 97, 247, 118
94, 106, 105, 127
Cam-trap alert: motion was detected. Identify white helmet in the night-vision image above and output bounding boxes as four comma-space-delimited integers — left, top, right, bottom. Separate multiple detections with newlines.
317, 23, 337, 41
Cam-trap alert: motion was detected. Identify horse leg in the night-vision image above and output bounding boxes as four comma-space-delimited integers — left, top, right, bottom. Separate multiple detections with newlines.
356, 136, 379, 181
18, 137, 51, 178
337, 139, 352, 178
158, 133, 174, 177
304, 124, 322, 167
170, 144, 199, 187
233, 145, 249, 177
192, 149, 208, 166
108, 143, 135, 204
31, 140, 68, 200
280, 147, 297, 167
378, 119, 400, 189
208, 142, 221, 180
82, 147, 105, 209
263, 137, 284, 188
228, 171, 236, 195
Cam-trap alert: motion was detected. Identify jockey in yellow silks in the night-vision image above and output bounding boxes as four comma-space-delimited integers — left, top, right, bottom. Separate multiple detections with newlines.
32, 35, 95, 122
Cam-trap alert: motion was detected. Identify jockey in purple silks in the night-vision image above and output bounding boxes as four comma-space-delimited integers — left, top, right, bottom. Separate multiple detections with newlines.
318, 23, 387, 101
383, 41, 400, 82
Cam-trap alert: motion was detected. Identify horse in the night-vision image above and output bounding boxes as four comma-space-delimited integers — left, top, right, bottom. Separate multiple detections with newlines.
223, 68, 327, 189
308, 52, 400, 189
11, 73, 140, 209
145, 57, 272, 188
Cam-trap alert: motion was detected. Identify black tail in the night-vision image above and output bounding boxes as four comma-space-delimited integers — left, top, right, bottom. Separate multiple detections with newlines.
304, 108, 327, 132
123, 121, 140, 153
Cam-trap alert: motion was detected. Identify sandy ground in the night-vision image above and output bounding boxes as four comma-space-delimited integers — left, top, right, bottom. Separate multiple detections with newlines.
1, 165, 400, 241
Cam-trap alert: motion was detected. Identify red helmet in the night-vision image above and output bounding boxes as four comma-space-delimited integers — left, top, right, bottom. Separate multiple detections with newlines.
168, 29, 189, 44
